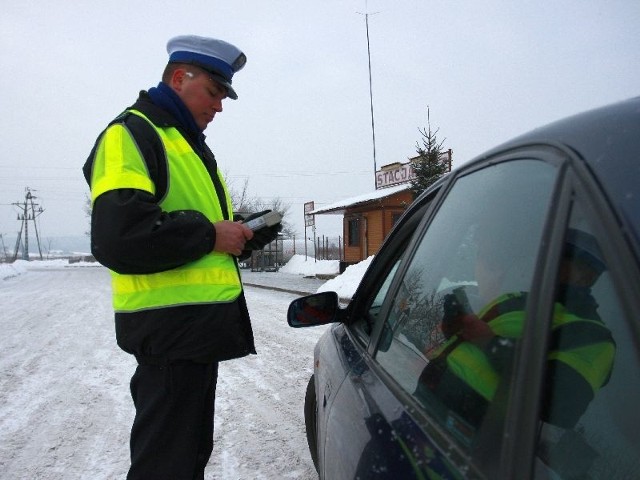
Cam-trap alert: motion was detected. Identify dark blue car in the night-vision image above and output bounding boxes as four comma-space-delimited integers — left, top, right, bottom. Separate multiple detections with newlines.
288, 97, 640, 479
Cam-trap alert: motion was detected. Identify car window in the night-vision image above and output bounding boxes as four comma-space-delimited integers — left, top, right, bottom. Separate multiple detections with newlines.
374, 159, 558, 451
348, 233, 411, 344
534, 203, 640, 478
350, 199, 433, 342
368, 260, 401, 322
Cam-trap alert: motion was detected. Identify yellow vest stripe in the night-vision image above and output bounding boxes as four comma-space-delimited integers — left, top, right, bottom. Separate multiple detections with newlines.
447, 343, 499, 400
113, 256, 240, 294
443, 294, 614, 401
90, 123, 156, 202
548, 342, 615, 392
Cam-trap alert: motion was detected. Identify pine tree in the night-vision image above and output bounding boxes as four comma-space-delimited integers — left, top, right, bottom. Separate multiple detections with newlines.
410, 107, 449, 198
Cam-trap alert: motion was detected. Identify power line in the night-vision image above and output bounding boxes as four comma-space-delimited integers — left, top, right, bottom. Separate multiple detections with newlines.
226, 170, 370, 178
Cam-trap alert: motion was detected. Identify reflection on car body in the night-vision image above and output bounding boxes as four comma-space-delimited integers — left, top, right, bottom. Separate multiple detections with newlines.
288, 97, 640, 479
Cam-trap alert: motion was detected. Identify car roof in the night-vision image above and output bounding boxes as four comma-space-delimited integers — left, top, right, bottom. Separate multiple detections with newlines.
454, 96, 640, 259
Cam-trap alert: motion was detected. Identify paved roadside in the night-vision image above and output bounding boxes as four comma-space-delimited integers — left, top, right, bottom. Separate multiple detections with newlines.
240, 270, 327, 297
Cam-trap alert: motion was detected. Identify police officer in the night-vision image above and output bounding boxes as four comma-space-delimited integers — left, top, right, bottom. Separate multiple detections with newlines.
83, 35, 280, 479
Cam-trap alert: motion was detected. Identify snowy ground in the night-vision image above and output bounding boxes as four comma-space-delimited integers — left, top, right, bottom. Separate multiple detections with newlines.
0, 258, 370, 479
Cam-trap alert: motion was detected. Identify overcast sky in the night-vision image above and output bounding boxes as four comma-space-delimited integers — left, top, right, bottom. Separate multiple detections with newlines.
1, 0, 638, 242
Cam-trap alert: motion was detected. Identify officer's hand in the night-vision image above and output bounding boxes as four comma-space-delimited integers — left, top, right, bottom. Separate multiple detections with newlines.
213, 221, 253, 257
459, 314, 494, 347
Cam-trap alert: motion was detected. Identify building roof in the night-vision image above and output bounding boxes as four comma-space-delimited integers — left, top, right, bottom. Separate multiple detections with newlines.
311, 183, 411, 215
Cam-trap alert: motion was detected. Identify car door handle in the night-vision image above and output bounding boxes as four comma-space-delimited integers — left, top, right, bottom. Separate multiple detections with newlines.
323, 379, 332, 407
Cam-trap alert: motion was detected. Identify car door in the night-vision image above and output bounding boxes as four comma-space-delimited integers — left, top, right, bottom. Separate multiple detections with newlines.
371, 155, 564, 478
510, 156, 640, 479
322, 154, 564, 479
319, 191, 442, 480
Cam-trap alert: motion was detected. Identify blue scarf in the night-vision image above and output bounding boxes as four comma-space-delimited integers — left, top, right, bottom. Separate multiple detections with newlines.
147, 82, 205, 146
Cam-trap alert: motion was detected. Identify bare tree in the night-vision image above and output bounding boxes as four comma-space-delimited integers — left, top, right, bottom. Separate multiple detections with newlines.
228, 177, 256, 214
226, 176, 295, 236
84, 193, 92, 237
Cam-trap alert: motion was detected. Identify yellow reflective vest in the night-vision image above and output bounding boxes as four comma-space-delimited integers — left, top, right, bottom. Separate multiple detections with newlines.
89, 109, 241, 312
435, 292, 615, 402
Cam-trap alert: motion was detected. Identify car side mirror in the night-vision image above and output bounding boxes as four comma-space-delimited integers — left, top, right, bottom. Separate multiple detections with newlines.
287, 291, 340, 328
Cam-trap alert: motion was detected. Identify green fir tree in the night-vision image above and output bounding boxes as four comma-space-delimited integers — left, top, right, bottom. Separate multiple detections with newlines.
410, 107, 449, 198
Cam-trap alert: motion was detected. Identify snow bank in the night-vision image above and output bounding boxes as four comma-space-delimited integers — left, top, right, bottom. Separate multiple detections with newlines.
0, 260, 28, 280
279, 254, 339, 276
0, 259, 99, 280
278, 254, 373, 300
317, 256, 374, 300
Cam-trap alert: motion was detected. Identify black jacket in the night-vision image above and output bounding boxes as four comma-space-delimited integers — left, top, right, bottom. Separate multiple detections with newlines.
83, 92, 256, 364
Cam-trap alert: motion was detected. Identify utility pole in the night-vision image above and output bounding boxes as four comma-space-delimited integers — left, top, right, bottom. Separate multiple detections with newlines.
357, 6, 380, 189
0, 233, 7, 262
12, 187, 44, 261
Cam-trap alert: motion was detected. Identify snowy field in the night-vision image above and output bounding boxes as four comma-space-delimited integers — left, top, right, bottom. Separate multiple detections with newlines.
0, 261, 337, 479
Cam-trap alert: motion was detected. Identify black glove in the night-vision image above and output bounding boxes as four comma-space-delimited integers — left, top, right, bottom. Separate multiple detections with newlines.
237, 250, 252, 261
441, 287, 473, 338
243, 210, 282, 250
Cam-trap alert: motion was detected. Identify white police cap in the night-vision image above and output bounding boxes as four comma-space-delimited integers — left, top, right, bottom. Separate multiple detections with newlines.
167, 35, 246, 100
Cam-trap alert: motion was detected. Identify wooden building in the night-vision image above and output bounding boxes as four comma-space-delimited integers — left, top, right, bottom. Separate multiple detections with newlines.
310, 153, 452, 271
311, 183, 413, 271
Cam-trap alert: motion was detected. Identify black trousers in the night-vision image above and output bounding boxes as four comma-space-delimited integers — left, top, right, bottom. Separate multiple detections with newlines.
127, 361, 219, 480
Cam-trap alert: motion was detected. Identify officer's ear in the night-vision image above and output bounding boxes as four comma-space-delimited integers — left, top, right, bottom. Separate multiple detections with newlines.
170, 67, 194, 92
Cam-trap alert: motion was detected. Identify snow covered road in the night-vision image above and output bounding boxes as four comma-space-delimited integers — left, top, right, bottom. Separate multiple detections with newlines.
0, 265, 328, 479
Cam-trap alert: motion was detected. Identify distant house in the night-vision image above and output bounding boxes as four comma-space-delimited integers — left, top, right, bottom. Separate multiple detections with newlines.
311, 183, 413, 271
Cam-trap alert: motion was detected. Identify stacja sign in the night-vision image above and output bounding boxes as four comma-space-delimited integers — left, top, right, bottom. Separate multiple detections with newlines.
375, 162, 415, 189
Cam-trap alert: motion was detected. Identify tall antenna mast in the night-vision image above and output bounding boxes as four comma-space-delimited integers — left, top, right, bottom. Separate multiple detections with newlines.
357, 5, 379, 189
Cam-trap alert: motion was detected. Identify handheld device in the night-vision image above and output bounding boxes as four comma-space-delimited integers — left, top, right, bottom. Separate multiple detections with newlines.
441, 287, 474, 338
244, 211, 282, 231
